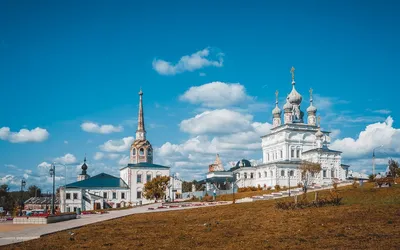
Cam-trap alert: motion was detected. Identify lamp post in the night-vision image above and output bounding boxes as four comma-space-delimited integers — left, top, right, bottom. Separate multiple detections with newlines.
19, 179, 26, 216
288, 170, 291, 197
49, 163, 56, 215
372, 145, 383, 176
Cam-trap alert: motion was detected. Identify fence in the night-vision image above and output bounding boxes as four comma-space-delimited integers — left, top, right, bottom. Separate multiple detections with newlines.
182, 188, 238, 199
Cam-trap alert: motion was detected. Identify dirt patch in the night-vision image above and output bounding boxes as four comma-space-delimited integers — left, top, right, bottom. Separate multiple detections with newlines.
0, 223, 45, 233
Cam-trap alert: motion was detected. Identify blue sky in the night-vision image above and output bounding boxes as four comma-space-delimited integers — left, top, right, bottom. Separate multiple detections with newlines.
1, 0, 399, 191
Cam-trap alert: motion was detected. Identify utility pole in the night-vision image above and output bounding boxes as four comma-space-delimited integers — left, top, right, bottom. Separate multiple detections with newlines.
372, 145, 383, 176
49, 164, 56, 215
288, 171, 291, 197
19, 179, 26, 216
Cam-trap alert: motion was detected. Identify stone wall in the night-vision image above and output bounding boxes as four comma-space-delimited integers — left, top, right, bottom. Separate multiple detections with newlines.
13, 213, 77, 224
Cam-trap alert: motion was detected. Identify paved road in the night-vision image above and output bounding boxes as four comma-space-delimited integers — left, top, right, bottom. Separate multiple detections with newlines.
0, 202, 230, 246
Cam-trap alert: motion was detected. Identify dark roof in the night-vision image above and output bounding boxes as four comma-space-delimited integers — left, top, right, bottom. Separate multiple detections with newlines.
120, 162, 170, 170
25, 197, 60, 204
341, 164, 350, 168
65, 173, 129, 189
206, 176, 234, 183
302, 147, 342, 154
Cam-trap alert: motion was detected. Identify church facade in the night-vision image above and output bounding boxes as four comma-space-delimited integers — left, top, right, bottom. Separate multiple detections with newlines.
234, 67, 349, 188
203, 68, 350, 192
60, 90, 181, 213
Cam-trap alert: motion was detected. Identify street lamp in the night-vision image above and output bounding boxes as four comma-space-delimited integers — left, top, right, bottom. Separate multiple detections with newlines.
19, 179, 26, 216
372, 145, 383, 175
288, 170, 291, 197
49, 163, 56, 215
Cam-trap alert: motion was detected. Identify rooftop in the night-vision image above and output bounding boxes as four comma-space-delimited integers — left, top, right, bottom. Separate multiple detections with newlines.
120, 162, 170, 170
65, 173, 129, 189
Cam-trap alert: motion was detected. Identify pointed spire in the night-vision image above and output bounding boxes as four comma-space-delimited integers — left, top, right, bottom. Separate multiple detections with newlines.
136, 89, 146, 140
84, 154, 86, 163
290, 66, 295, 84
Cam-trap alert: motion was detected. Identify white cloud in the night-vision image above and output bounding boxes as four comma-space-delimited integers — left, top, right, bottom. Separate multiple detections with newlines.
199, 72, 206, 77
64, 140, 68, 144
180, 82, 251, 108
0, 127, 49, 143
38, 162, 52, 169
329, 129, 341, 139
99, 136, 134, 153
152, 48, 223, 75
54, 153, 77, 165
81, 122, 123, 134
94, 152, 104, 160
0, 175, 20, 186
371, 109, 391, 115
118, 156, 130, 166
331, 116, 400, 158
180, 109, 253, 135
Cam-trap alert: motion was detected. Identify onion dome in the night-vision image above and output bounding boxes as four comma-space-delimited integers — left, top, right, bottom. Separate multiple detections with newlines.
235, 159, 252, 168
306, 88, 317, 114
315, 128, 324, 138
272, 90, 281, 117
288, 81, 303, 105
283, 96, 293, 112
81, 156, 88, 175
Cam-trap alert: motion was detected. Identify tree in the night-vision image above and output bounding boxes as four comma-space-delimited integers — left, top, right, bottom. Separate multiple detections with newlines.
0, 184, 15, 213
388, 158, 399, 178
182, 181, 192, 193
28, 185, 41, 197
143, 176, 170, 200
299, 161, 322, 193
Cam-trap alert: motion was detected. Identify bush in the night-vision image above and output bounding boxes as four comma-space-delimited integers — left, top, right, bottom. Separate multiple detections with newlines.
297, 183, 303, 188
267, 186, 272, 190
352, 179, 358, 188
274, 185, 281, 191
275, 191, 342, 210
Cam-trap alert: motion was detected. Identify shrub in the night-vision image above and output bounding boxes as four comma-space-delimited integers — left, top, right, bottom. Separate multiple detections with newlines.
275, 192, 342, 210
267, 186, 272, 190
352, 179, 358, 188
297, 183, 303, 188
274, 185, 281, 191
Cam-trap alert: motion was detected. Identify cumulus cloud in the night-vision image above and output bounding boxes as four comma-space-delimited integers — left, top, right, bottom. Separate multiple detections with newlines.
152, 48, 223, 75
93, 152, 104, 160
0, 127, 49, 143
180, 82, 252, 108
99, 136, 134, 152
180, 109, 253, 135
53, 153, 77, 165
371, 109, 391, 115
81, 122, 123, 134
118, 156, 130, 166
331, 116, 400, 158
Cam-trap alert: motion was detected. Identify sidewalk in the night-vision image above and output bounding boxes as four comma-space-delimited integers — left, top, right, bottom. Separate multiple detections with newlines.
0, 201, 231, 246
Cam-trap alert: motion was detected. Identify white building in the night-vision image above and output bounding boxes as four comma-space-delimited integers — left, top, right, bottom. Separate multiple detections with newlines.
61, 90, 181, 212
233, 67, 349, 189
202, 68, 350, 191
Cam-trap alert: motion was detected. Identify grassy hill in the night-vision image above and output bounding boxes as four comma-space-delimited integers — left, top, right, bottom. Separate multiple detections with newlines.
6, 182, 400, 249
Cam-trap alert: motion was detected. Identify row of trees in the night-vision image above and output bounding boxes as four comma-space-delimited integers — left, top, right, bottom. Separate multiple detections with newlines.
0, 184, 42, 214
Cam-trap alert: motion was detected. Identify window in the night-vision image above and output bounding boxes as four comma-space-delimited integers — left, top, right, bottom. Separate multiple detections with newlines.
147, 174, 152, 182
331, 170, 335, 178
237, 173, 240, 179
148, 148, 152, 156
244, 172, 247, 179
323, 170, 327, 178
132, 148, 136, 155
291, 149, 294, 158
258, 172, 261, 178
281, 170, 285, 176
311, 172, 315, 177
290, 170, 294, 177
270, 171, 273, 177
156, 174, 161, 178
137, 191, 142, 199
121, 192, 125, 199
267, 154, 269, 161
137, 174, 142, 183
296, 149, 300, 158
139, 148, 144, 156
112, 192, 117, 199
280, 150, 283, 159
264, 171, 267, 178
250, 173, 254, 179
73, 207, 77, 212
73, 193, 78, 199
103, 192, 108, 199
66, 193, 71, 200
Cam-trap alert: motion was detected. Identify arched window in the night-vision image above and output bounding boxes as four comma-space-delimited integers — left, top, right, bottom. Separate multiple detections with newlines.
290, 170, 294, 177
244, 172, 247, 179
291, 148, 295, 158
148, 148, 152, 156
258, 172, 261, 178
270, 170, 273, 177
264, 171, 267, 178
267, 154, 269, 161
139, 148, 144, 156
280, 150, 283, 159
281, 170, 285, 177
296, 148, 301, 158
250, 173, 254, 179
132, 148, 136, 155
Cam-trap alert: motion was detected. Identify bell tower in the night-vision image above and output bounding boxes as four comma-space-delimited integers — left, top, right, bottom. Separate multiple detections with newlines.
130, 89, 153, 164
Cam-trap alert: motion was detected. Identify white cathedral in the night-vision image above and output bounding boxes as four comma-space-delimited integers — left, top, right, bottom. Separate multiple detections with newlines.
206, 67, 349, 190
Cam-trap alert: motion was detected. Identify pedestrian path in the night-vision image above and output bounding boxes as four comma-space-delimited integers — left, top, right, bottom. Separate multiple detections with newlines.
0, 201, 231, 246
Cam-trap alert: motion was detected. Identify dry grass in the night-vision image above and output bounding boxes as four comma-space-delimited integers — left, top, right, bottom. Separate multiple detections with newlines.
5, 183, 400, 250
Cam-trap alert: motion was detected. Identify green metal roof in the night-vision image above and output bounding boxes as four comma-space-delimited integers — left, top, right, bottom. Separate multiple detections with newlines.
120, 162, 170, 170
65, 173, 129, 189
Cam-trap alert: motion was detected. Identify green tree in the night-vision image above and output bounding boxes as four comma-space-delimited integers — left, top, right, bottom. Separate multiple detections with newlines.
28, 185, 41, 197
143, 176, 170, 200
299, 161, 322, 193
0, 184, 15, 213
388, 158, 399, 178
